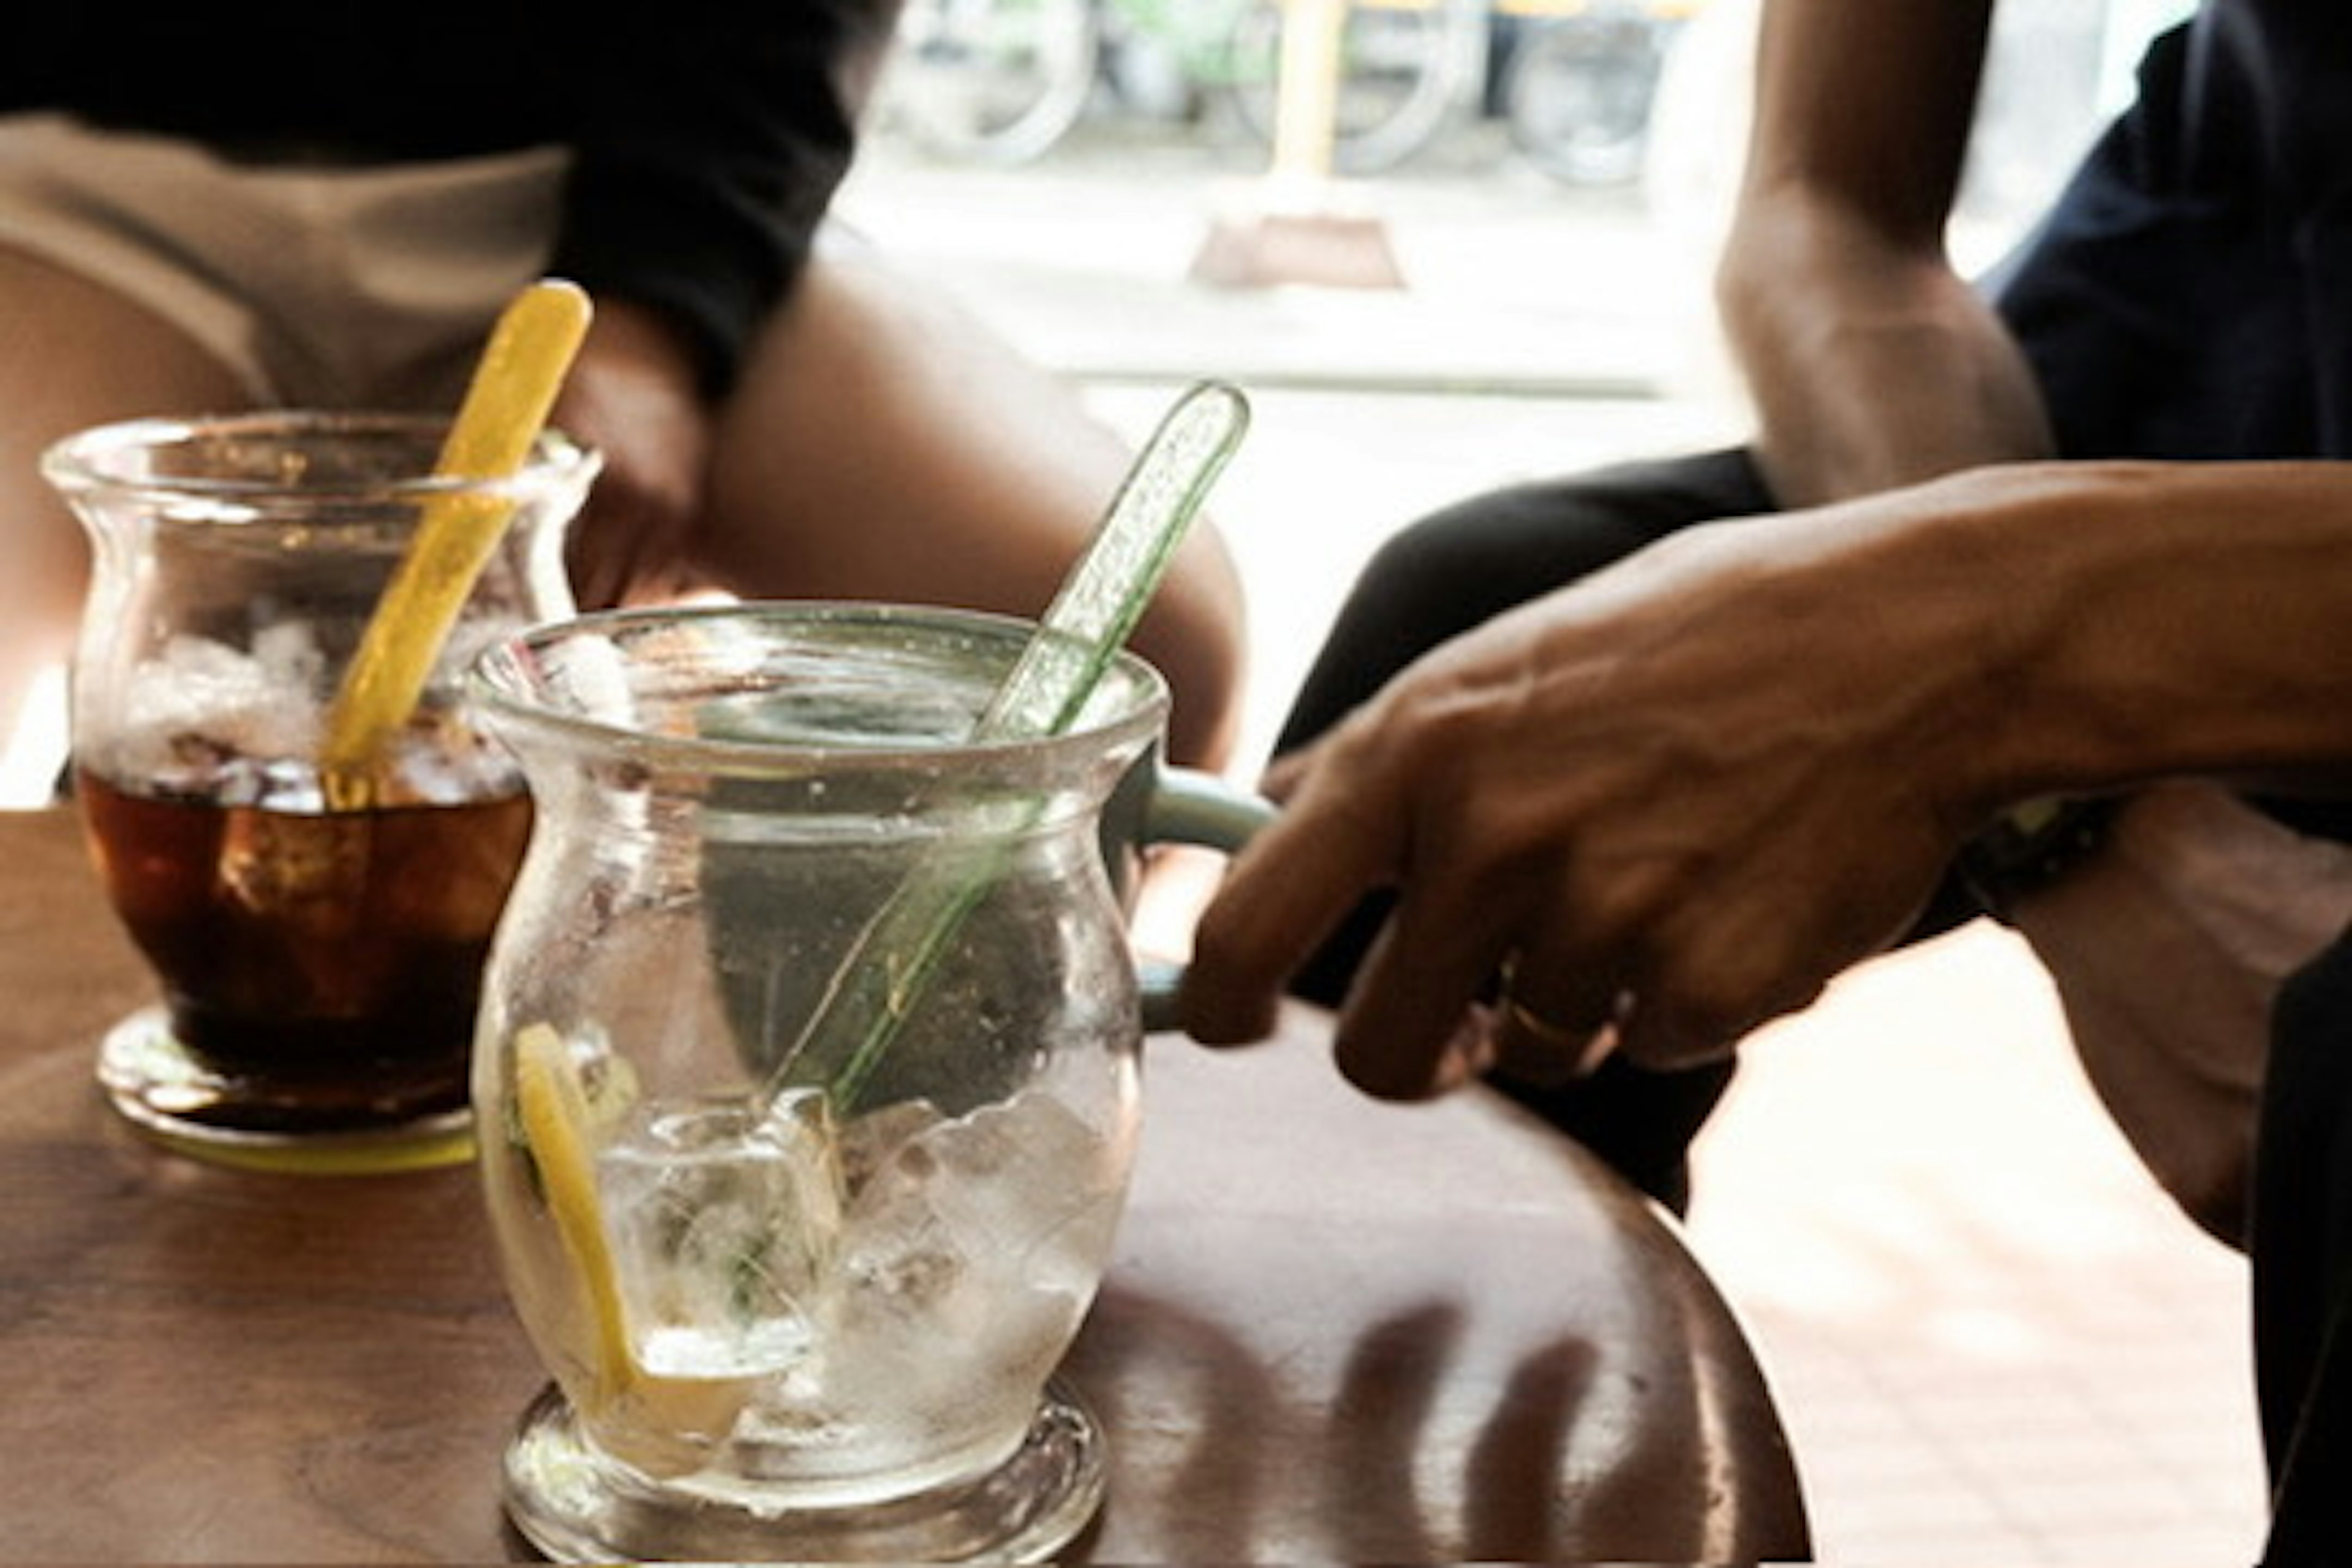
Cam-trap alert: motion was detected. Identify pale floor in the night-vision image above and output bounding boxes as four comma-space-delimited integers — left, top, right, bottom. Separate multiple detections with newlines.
1686, 928, 2266, 1564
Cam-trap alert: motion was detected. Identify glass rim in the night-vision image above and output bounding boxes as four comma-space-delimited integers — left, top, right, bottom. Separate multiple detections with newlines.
39, 409, 600, 505
468, 601, 1174, 776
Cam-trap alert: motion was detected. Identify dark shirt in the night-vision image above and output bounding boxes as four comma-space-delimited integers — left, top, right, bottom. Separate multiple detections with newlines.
1995, 0, 2352, 849
2, 3, 883, 391
1994, 0, 2352, 461
2022, 10, 2352, 1555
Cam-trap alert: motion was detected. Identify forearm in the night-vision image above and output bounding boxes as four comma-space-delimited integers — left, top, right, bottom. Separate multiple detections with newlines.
1714, 0, 2038, 505
2004, 782, 2352, 1248
1181, 453, 2352, 1073
1875, 461, 2352, 815
1717, 203, 2056, 505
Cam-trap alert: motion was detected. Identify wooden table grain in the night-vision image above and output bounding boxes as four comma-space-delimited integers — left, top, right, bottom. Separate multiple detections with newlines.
0, 807, 1810, 1562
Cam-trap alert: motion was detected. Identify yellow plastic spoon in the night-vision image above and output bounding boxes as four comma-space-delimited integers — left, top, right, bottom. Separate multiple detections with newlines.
320, 278, 592, 807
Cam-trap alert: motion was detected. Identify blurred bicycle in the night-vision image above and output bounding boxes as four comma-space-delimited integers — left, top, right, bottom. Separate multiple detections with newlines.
1493, 0, 1703, 185
876, 0, 1480, 176
877, 0, 1702, 184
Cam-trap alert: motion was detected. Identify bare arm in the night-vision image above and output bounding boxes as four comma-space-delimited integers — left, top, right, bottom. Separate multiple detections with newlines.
552, 300, 715, 611
1716, 1, 2351, 1251
1717, 0, 2055, 504
552, 273, 1249, 770
2011, 783, 2352, 1248
693, 248, 1250, 771
1182, 459, 2352, 1091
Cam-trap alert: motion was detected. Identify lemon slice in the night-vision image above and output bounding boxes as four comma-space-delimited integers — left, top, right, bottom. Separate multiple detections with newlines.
513, 1023, 633, 1389
510, 1023, 754, 1476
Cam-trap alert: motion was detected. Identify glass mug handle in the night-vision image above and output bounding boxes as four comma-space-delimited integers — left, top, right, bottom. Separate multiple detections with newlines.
1126, 763, 1277, 1033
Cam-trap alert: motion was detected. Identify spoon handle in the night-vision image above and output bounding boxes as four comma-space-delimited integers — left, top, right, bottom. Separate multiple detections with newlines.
978, 380, 1251, 739
788, 380, 1250, 1111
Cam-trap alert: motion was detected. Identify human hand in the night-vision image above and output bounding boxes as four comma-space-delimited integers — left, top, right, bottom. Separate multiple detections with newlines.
1182, 507, 1979, 1096
2012, 782, 2352, 1249
548, 300, 715, 608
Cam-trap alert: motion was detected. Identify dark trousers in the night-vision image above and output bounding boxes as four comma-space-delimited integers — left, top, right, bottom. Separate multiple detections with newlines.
2256, 932, 2352, 1562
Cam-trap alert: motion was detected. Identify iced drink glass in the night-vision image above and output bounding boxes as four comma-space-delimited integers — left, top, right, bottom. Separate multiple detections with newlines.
47, 412, 596, 1172
467, 603, 1265, 1562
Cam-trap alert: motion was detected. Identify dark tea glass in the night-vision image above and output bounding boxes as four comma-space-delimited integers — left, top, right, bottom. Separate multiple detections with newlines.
45, 411, 597, 1172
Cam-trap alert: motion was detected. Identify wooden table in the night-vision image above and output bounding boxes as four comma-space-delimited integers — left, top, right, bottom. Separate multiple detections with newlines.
0, 807, 1811, 1562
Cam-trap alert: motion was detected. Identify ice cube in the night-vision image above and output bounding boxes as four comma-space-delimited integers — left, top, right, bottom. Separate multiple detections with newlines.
252, 757, 325, 812
251, 620, 327, 698
129, 633, 322, 769
595, 1093, 846, 1381
826, 1090, 1118, 1373
215, 802, 371, 925
835, 1096, 944, 1196
369, 788, 531, 943
873, 1090, 1122, 1293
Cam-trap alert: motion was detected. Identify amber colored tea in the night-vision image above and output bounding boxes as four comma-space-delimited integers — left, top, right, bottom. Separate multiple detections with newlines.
78, 763, 531, 1134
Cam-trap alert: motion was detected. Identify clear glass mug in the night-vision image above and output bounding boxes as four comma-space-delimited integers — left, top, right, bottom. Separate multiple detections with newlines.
46, 411, 597, 1172
466, 603, 1267, 1564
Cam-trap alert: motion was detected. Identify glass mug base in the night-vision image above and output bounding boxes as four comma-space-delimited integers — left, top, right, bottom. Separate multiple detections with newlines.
96, 1005, 476, 1175
500, 1376, 1109, 1564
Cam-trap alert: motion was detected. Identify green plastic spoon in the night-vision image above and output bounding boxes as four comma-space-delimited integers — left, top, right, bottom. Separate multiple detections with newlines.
781, 380, 1251, 1111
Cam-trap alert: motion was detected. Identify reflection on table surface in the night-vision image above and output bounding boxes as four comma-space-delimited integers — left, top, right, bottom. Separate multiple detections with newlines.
0, 807, 1809, 1562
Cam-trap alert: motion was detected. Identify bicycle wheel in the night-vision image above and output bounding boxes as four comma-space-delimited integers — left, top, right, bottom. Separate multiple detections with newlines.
1224, 0, 1482, 176
881, 0, 1103, 165
1502, 13, 1668, 185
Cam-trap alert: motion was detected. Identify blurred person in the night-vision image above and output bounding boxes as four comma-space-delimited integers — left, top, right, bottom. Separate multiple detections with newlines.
1178, 1, 2352, 1551
0, 2, 1249, 795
